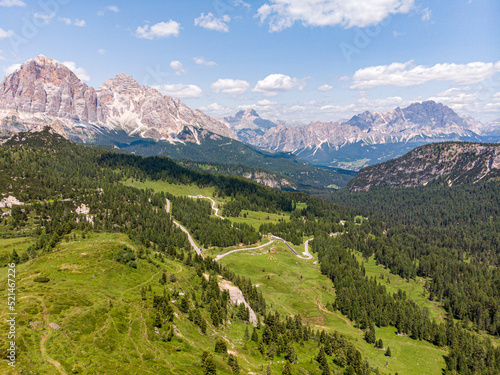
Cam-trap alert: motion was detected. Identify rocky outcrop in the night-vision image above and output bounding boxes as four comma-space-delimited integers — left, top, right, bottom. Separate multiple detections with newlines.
348, 142, 500, 191
0, 55, 237, 143
0, 55, 107, 123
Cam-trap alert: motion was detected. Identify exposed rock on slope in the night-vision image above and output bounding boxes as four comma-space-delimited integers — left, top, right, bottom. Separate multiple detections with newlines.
348, 142, 500, 192
0, 55, 237, 143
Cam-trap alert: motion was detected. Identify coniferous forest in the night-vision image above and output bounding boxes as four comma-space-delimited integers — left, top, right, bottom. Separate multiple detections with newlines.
0, 130, 499, 374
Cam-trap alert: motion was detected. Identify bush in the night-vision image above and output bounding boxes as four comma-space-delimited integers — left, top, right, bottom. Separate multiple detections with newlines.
34, 276, 50, 283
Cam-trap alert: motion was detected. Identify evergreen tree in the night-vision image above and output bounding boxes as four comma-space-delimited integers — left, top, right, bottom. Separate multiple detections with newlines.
258, 340, 266, 356
385, 346, 392, 357
203, 354, 217, 375
251, 327, 259, 342
244, 326, 249, 341
282, 362, 292, 375
266, 364, 272, 375
214, 338, 227, 354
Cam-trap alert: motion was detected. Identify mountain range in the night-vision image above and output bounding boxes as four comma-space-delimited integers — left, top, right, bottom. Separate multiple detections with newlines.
223, 102, 493, 170
0, 55, 498, 177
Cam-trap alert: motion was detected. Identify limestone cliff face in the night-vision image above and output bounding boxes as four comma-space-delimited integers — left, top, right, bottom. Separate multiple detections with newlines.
348, 142, 500, 192
0, 55, 107, 123
0, 55, 237, 143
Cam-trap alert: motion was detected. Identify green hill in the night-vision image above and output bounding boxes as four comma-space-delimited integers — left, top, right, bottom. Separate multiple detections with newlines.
0, 130, 499, 374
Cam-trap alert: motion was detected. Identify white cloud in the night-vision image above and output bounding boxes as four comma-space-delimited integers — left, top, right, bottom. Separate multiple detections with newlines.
0, 0, 25, 6
194, 13, 231, 32
211, 78, 250, 95
427, 88, 478, 111
135, 20, 181, 39
194, 57, 217, 67
257, 0, 414, 31
234, 0, 251, 9
34, 12, 54, 24
318, 84, 333, 92
0, 28, 14, 39
59, 17, 86, 27
253, 74, 305, 96
74, 19, 86, 27
421, 7, 431, 22
170, 60, 185, 76
62, 61, 90, 81
350, 60, 500, 89
3, 63, 21, 75
258, 99, 277, 106
198, 102, 230, 115
59, 17, 71, 25
97, 49, 106, 55
98, 5, 119, 16
153, 83, 203, 98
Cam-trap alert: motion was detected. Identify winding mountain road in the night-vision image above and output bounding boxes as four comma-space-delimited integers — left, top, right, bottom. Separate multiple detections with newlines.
167, 197, 315, 262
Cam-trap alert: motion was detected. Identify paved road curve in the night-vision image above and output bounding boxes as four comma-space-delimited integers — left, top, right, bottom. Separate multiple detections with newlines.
167, 197, 315, 261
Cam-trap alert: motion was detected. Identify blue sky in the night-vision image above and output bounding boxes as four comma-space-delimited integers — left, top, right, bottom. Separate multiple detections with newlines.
0, 0, 499, 123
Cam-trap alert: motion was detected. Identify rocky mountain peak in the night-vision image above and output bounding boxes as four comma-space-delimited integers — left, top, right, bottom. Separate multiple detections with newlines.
98, 73, 142, 93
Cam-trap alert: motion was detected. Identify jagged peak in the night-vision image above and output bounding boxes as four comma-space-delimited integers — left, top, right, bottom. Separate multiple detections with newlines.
98, 73, 142, 92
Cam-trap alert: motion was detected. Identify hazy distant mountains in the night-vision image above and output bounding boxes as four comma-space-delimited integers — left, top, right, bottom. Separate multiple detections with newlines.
223, 101, 493, 170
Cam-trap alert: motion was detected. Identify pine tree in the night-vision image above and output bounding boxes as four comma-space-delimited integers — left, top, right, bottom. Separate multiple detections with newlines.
214, 338, 227, 354
282, 362, 292, 375
159, 271, 167, 285
203, 354, 217, 375
284, 341, 297, 364
258, 340, 266, 356
266, 364, 272, 375
385, 346, 392, 357
251, 327, 259, 342
244, 326, 249, 341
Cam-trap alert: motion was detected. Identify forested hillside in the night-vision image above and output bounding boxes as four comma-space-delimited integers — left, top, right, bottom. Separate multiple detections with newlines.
0, 129, 499, 374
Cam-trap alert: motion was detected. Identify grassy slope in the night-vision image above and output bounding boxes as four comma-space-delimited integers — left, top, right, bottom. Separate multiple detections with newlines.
121, 177, 451, 373
218, 243, 447, 375
0, 232, 349, 375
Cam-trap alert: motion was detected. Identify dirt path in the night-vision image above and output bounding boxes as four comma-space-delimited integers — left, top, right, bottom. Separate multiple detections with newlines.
22, 296, 67, 374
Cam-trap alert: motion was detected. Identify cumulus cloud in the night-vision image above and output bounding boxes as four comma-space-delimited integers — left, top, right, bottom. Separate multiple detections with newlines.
62, 61, 90, 81
194, 57, 217, 67
59, 17, 86, 27
318, 84, 333, 92
135, 20, 181, 39
428, 88, 479, 111
3, 63, 21, 75
153, 83, 203, 99
211, 78, 250, 95
34, 12, 54, 24
194, 13, 231, 32
170, 60, 185, 75
97, 49, 106, 55
350, 60, 500, 89
257, 0, 414, 31
0, 0, 25, 6
198, 102, 230, 115
0, 28, 14, 39
253, 74, 306, 96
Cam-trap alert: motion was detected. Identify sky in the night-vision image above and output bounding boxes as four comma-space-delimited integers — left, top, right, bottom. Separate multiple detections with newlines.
0, 0, 499, 124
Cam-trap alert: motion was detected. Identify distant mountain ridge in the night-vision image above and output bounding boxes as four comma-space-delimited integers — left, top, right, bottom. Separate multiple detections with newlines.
347, 142, 500, 192
223, 101, 488, 170
0, 55, 237, 143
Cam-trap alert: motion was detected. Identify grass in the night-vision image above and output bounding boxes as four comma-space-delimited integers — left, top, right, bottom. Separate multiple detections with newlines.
0, 232, 363, 375
228, 210, 291, 231
219, 241, 447, 375
122, 178, 216, 198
